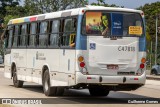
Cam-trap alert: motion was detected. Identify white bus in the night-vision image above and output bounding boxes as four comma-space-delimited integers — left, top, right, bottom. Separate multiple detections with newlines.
3, 6, 146, 96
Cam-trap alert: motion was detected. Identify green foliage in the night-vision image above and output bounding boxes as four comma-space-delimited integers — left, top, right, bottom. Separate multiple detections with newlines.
91, 0, 120, 7
24, 0, 87, 15
138, 1, 160, 66
138, 2, 160, 39
0, 0, 20, 18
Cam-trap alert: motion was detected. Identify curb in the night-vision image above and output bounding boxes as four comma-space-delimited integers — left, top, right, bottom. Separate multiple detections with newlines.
146, 75, 160, 81
0, 66, 4, 68
0, 64, 4, 68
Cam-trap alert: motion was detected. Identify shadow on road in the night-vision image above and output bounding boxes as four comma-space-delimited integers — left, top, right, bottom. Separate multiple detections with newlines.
8, 84, 156, 104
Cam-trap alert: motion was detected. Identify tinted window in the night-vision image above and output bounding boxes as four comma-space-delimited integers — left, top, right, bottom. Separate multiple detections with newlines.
7, 26, 13, 48
12, 25, 19, 47
61, 18, 77, 47
19, 24, 27, 46
39, 21, 48, 47
29, 23, 37, 46
49, 20, 60, 46
83, 11, 143, 37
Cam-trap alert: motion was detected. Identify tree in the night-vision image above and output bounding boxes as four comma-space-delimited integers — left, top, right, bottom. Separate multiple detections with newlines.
24, 0, 87, 15
0, 0, 20, 18
137, 2, 160, 65
0, 0, 23, 58
91, 0, 120, 7
138, 2, 160, 40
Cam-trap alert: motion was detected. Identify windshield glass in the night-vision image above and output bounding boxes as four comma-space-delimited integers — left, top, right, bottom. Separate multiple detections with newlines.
82, 11, 144, 37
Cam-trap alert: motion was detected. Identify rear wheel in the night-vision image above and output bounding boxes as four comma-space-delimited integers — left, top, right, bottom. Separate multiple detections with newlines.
89, 86, 110, 96
43, 70, 57, 96
12, 66, 24, 88
42, 70, 64, 96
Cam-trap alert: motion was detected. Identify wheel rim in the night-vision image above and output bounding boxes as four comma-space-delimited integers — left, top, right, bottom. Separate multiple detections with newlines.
44, 78, 49, 91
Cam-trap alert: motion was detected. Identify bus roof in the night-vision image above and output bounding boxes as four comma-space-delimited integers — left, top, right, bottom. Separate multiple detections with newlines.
8, 6, 143, 25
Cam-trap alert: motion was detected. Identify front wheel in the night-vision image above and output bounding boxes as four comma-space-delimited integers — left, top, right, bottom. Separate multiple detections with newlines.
12, 67, 24, 88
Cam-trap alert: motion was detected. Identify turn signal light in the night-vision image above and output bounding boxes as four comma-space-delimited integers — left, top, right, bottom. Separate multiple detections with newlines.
141, 58, 146, 63
78, 56, 84, 62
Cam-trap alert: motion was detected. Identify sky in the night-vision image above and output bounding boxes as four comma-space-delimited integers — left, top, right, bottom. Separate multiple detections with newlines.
89, 0, 160, 9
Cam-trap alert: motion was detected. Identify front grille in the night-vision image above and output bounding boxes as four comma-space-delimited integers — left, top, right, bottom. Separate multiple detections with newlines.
117, 72, 135, 75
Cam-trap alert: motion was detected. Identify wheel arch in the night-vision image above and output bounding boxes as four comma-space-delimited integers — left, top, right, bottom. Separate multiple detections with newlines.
11, 62, 16, 78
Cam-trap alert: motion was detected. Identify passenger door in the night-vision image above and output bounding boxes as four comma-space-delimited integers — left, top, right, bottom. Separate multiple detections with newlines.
59, 17, 77, 86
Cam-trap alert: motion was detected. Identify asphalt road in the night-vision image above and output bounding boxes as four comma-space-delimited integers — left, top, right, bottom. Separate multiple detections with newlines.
0, 68, 160, 107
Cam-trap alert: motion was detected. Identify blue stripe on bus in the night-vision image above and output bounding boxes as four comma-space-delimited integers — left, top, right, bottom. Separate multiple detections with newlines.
139, 37, 146, 51
139, 18, 146, 52
76, 15, 87, 50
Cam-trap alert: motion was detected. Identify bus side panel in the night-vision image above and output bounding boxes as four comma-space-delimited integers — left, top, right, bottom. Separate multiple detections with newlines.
59, 49, 76, 86
4, 53, 12, 79
26, 49, 35, 82
14, 49, 27, 81
26, 49, 76, 86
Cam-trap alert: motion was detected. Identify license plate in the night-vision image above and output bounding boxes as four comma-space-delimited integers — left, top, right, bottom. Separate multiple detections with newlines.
107, 65, 119, 70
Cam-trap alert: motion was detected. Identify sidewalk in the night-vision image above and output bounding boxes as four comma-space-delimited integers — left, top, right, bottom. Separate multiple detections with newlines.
146, 75, 160, 80
146, 70, 160, 80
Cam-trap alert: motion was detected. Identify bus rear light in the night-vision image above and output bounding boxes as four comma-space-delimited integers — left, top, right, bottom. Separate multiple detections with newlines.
80, 62, 85, 68
141, 58, 146, 63
140, 63, 145, 69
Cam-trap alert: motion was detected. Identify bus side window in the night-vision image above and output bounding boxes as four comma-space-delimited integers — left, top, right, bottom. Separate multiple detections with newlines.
19, 24, 27, 47
12, 25, 19, 48
39, 21, 48, 47
61, 17, 77, 48
6, 26, 13, 48
49, 20, 60, 47
3, 27, 9, 49
70, 18, 77, 47
29, 23, 37, 47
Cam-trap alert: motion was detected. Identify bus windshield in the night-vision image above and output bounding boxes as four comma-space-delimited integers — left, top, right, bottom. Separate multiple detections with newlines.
82, 11, 144, 37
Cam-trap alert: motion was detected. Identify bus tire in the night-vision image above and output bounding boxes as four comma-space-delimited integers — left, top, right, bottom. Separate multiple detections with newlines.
43, 70, 57, 96
12, 66, 24, 88
89, 86, 109, 96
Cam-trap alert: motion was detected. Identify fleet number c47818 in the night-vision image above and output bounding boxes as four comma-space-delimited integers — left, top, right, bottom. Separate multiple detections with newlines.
118, 46, 135, 52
